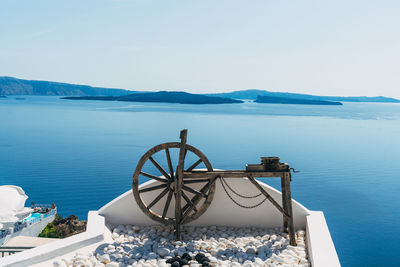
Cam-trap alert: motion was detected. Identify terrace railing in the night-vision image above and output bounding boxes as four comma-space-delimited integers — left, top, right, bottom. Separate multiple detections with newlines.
43, 208, 56, 218
26, 216, 42, 225
31, 203, 53, 209
0, 246, 35, 257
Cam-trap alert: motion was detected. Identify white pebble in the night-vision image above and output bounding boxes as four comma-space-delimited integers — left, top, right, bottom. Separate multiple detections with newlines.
99, 254, 111, 264
53, 260, 67, 267
157, 247, 170, 257
105, 262, 120, 267
61, 225, 309, 267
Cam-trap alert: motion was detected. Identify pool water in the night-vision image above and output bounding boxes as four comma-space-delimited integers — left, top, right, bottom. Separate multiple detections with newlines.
23, 213, 41, 222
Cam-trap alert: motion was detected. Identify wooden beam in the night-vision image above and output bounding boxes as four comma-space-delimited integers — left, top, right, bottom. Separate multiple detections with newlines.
247, 176, 289, 218
183, 178, 210, 184
281, 174, 288, 232
183, 170, 287, 179
282, 172, 296, 246
175, 129, 187, 240
182, 191, 198, 212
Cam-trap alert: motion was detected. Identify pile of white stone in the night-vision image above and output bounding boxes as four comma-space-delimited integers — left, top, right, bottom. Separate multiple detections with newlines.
54, 224, 309, 267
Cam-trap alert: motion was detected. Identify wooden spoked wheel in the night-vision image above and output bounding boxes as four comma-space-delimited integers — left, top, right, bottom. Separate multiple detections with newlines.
132, 142, 215, 225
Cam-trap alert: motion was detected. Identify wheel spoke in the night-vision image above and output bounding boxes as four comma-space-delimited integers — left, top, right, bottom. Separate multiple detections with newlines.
165, 148, 175, 180
182, 191, 198, 213
139, 183, 167, 193
162, 190, 173, 218
149, 156, 171, 180
147, 188, 169, 210
140, 172, 168, 183
181, 176, 218, 222
182, 185, 207, 197
185, 159, 203, 172
183, 178, 210, 184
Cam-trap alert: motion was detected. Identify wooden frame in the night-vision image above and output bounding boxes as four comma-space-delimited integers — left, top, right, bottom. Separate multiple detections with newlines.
132, 129, 297, 246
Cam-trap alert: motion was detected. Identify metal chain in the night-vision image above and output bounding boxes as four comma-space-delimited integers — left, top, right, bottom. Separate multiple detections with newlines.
220, 177, 263, 198
219, 178, 267, 209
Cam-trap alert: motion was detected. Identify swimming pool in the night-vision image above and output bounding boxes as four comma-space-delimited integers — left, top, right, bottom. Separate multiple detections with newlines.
23, 213, 41, 222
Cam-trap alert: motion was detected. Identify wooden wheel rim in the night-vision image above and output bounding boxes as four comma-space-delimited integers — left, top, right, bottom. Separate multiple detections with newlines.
132, 142, 214, 225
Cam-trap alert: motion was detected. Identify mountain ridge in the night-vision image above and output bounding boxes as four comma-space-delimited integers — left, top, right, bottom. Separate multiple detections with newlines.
206, 89, 400, 103
1, 77, 398, 103
255, 95, 342, 105
62, 91, 243, 104
0, 76, 130, 96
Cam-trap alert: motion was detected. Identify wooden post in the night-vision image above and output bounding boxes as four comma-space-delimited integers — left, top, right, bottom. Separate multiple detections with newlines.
281, 172, 296, 246
175, 129, 187, 240
281, 174, 289, 233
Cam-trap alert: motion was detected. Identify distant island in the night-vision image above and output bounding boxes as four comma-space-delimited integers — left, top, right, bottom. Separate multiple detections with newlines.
207, 89, 400, 103
62, 91, 243, 105
1, 76, 399, 104
0, 76, 130, 96
255, 95, 343, 105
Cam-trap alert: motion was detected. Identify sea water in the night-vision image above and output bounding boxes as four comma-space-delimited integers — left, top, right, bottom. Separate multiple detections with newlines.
1, 96, 399, 266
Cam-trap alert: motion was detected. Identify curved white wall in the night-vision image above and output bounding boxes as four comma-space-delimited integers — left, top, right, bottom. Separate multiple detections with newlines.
99, 177, 310, 229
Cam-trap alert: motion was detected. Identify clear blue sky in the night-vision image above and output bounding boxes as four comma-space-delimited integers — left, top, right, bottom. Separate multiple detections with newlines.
1, 0, 399, 98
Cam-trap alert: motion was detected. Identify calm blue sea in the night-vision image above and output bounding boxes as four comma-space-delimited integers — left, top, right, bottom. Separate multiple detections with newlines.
1, 96, 400, 266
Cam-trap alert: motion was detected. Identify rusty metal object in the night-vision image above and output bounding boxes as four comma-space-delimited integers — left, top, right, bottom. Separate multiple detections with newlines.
246, 157, 290, 172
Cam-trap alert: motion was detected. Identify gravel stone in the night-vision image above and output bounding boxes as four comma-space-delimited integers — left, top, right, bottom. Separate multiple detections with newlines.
64, 225, 309, 267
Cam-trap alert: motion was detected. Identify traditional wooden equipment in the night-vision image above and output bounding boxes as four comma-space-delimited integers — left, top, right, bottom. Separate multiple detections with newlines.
132, 130, 297, 246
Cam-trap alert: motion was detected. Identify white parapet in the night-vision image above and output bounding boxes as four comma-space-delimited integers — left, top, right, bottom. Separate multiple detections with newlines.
0, 179, 341, 266
306, 211, 341, 267
99, 178, 310, 229
0, 211, 105, 267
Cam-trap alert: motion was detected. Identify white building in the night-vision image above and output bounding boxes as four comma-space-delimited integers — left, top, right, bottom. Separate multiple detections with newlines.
0, 179, 340, 266
0, 185, 57, 247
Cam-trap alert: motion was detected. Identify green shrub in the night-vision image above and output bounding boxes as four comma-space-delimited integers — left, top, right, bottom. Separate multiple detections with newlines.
38, 217, 62, 238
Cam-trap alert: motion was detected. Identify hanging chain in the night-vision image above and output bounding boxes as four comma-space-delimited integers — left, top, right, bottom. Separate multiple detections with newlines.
220, 177, 263, 198
219, 178, 267, 209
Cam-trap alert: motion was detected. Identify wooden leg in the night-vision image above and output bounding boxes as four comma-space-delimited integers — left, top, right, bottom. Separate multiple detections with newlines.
281, 174, 289, 233
282, 172, 297, 246
175, 129, 187, 240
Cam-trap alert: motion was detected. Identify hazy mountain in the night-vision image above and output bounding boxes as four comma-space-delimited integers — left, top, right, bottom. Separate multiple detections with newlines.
62, 91, 243, 104
0, 76, 131, 96
255, 95, 342, 105
207, 89, 400, 103
3, 77, 398, 103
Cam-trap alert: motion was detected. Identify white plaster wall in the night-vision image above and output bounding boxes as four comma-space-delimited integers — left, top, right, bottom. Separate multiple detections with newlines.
0, 214, 55, 246
19, 214, 55, 238
0, 183, 341, 267
0, 211, 105, 267
99, 178, 310, 229
306, 211, 341, 267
